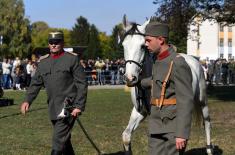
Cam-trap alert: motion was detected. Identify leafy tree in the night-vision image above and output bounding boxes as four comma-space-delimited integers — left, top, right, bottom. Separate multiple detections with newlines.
70, 16, 90, 46
153, 0, 235, 53
110, 24, 124, 58
31, 21, 50, 48
99, 32, 112, 59
191, 0, 235, 24
85, 24, 101, 59
153, 0, 197, 53
0, 0, 31, 58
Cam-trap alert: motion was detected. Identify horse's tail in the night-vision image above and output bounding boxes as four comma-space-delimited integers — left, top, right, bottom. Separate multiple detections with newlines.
192, 64, 206, 127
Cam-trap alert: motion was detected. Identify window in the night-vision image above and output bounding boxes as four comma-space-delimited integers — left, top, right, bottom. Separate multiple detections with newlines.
220, 53, 224, 58
228, 39, 232, 47
228, 26, 232, 32
220, 24, 224, 32
220, 38, 224, 47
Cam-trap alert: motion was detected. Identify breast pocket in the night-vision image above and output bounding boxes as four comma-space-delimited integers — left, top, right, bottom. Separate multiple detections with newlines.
55, 67, 72, 79
40, 69, 51, 78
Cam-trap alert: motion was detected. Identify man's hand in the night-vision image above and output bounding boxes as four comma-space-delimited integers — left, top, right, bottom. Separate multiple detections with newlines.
71, 108, 81, 117
20, 102, 30, 115
176, 137, 187, 150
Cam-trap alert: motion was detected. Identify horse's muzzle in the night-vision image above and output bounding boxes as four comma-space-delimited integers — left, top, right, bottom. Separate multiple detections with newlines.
124, 75, 138, 87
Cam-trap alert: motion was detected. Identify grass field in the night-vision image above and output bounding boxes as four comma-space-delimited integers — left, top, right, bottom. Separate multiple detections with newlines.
0, 86, 235, 155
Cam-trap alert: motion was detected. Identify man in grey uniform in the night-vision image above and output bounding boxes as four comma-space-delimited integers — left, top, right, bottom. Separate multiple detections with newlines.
142, 21, 194, 155
20, 31, 88, 155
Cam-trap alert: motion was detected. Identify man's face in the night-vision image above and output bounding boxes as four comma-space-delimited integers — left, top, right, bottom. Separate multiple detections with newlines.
48, 39, 64, 53
145, 36, 161, 54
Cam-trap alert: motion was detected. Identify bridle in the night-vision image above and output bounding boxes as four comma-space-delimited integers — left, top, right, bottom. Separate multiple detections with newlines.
121, 23, 147, 73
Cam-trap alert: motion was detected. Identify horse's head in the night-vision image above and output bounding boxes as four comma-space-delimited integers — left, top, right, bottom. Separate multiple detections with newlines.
121, 15, 150, 87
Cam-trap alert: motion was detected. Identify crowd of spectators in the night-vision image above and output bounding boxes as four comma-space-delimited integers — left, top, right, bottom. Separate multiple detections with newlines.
80, 58, 126, 85
0, 56, 126, 90
0, 57, 37, 90
1, 55, 235, 90
200, 58, 235, 86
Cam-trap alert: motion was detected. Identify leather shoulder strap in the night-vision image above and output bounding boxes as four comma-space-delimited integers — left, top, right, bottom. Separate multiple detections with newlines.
158, 60, 174, 107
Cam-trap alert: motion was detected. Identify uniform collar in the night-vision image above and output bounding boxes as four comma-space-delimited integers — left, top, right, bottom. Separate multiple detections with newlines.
51, 51, 65, 59
157, 50, 170, 60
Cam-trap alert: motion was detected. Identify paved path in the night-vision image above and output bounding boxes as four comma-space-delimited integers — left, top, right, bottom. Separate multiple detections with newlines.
88, 85, 125, 89
3, 85, 126, 92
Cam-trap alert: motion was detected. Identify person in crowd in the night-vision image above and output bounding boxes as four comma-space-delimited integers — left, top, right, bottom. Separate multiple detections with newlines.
20, 31, 88, 155
11, 57, 21, 89
2, 58, 11, 89
26, 60, 34, 87
221, 59, 228, 85
95, 58, 105, 85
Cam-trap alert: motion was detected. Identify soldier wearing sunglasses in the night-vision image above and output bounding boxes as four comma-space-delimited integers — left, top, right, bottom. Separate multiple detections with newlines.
20, 31, 88, 155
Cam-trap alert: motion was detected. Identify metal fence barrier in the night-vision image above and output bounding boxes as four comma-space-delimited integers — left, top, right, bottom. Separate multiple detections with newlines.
84, 70, 125, 85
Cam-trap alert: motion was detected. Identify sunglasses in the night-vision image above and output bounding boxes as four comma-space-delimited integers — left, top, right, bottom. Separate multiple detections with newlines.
48, 39, 63, 45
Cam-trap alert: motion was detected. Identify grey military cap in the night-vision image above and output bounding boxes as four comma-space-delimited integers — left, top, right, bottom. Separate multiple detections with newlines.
48, 31, 64, 41
145, 22, 169, 38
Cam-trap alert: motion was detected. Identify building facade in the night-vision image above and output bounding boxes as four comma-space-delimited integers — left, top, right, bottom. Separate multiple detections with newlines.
187, 16, 235, 60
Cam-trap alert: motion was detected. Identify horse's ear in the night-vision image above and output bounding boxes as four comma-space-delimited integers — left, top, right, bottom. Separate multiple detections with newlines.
139, 19, 150, 32
122, 14, 130, 29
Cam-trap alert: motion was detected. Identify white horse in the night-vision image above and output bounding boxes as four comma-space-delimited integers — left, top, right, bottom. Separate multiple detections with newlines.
121, 15, 213, 155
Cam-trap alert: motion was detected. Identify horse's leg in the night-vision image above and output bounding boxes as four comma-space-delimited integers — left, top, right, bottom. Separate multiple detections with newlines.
201, 105, 213, 155
199, 76, 213, 155
122, 107, 147, 154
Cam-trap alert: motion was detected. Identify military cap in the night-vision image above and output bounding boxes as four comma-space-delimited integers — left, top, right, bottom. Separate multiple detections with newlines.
145, 22, 169, 38
48, 31, 64, 41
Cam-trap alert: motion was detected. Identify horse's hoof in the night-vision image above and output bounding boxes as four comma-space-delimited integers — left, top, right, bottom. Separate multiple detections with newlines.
123, 144, 132, 155
206, 144, 214, 155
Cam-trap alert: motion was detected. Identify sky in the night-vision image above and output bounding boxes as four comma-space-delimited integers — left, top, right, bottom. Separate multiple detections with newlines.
23, 0, 157, 35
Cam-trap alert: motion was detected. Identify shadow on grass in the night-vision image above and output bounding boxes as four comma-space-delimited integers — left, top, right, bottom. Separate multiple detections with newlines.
207, 85, 235, 101
185, 145, 223, 155
101, 145, 223, 155
0, 98, 14, 107
0, 107, 47, 119
102, 151, 126, 155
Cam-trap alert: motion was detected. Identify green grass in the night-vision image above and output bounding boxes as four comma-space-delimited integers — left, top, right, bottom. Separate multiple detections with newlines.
0, 87, 235, 155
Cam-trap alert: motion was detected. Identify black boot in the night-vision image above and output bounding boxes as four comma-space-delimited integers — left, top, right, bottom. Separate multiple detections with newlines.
51, 150, 63, 155
63, 140, 75, 155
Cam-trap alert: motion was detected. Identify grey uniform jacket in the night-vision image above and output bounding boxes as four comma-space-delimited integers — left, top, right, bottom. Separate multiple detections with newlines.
25, 52, 88, 120
148, 46, 194, 139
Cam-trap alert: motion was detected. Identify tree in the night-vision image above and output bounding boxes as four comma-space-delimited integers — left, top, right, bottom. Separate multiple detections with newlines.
31, 21, 50, 48
0, 0, 31, 58
85, 24, 101, 59
152, 0, 235, 53
153, 0, 197, 53
70, 16, 90, 46
190, 0, 235, 24
110, 24, 124, 58
99, 32, 112, 59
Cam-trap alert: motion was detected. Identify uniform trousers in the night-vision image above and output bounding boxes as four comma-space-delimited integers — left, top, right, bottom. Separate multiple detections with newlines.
148, 133, 185, 155
51, 117, 76, 155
